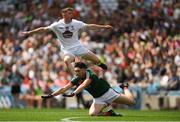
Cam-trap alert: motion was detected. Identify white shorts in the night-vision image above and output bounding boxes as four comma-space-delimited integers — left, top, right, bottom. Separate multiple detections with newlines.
61, 45, 90, 57
93, 88, 120, 106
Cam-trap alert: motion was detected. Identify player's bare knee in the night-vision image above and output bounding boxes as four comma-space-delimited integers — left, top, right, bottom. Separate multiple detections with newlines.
89, 113, 95, 116
128, 99, 136, 106
64, 58, 73, 64
89, 112, 96, 116
64, 59, 70, 64
89, 111, 99, 116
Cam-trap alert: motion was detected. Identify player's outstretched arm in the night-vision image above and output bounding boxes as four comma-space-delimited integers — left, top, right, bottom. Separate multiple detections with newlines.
73, 79, 92, 95
85, 24, 113, 30
41, 82, 73, 99
63, 79, 92, 97
22, 27, 49, 35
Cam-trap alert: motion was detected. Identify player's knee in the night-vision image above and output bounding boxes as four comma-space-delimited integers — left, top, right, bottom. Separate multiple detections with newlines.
64, 57, 74, 64
89, 113, 95, 116
64, 59, 70, 64
129, 99, 136, 106
89, 111, 98, 116
89, 113, 98, 116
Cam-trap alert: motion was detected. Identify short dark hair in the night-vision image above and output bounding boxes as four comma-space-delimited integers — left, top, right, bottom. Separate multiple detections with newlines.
74, 62, 88, 69
62, 7, 74, 13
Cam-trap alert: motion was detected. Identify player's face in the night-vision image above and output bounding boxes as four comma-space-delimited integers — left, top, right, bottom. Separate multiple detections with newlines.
62, 10, 73, 20
74, 67, 86, 78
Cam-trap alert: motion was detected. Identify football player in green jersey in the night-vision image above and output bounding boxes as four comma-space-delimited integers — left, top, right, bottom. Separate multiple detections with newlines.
41, 62, 135, 116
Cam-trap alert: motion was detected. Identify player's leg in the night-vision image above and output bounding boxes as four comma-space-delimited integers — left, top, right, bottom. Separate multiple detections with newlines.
63, 54, 75, 76
113, 84, 135, 106
81, 51, 108, 70
89, 103, 121, 116
113, 92, 135, 106
89, 102, 105, 116
101, 105, 122, 116
73, 45, 107, 70
89, 89, 123, 116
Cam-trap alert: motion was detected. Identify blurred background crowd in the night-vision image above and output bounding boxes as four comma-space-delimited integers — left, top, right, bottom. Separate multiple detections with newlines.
0, 0, 180, 109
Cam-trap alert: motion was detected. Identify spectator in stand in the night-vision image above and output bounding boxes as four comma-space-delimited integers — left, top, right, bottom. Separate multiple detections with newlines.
0, 0, 179, 109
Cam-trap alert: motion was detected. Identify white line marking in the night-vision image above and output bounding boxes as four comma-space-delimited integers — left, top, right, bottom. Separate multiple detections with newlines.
61, 117, 83, 122
0, 120, 179, 122
0, 121, 61, 122
60, 117, 180, 122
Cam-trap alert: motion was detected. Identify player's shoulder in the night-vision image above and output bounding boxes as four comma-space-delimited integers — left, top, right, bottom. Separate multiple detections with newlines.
72, 75, 78, 80
70, 75, 79, 85
49, 20, 61, 27
72, 19, 84, 24
54, 19, 64, 25
58, 19, 64, 23
86, 69, 95, 77
72, 19, 81, 22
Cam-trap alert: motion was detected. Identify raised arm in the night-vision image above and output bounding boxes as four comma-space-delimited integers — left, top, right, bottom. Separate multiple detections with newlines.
22, 26, 49, 35
85, 24, 113, 30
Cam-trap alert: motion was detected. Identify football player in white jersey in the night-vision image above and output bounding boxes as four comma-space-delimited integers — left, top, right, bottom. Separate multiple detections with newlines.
22, 7, 113, 76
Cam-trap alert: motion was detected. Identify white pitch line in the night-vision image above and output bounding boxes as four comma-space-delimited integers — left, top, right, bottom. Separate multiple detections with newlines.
61, 117, 83, 122
60, 117, 180, 122
0, 121, 61, 122
0, 120, 179, 122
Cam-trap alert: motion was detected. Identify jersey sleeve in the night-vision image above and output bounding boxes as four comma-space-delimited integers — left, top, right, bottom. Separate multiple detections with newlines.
76, 20, 87, 29
46, 22, 57, 31
70, 77, 79, 86
86, 69, 95, 79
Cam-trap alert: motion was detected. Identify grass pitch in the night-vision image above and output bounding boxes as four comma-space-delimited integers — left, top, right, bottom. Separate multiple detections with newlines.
0, 108, 180, 121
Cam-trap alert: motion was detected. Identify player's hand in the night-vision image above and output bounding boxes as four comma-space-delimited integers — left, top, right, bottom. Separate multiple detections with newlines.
62, 93, 75, 97
104, 25, 113, 29
41, 94, 53, 99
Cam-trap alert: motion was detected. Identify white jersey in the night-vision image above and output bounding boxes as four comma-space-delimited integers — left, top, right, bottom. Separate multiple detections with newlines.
47, 19, 86, 50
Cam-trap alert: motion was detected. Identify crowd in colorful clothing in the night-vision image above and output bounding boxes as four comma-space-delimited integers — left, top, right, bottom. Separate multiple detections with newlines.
0, 0, 179, 108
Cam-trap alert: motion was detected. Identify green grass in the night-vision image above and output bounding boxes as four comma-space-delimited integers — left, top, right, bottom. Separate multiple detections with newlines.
0, 109, 180, 121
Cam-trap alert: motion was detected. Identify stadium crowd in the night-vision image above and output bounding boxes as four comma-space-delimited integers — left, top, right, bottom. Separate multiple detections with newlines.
0, 0, 180, 108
